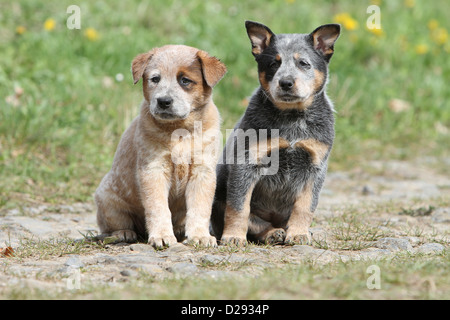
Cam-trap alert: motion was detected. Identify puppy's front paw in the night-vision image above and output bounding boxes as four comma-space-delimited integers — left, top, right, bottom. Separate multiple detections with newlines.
220, 236, 247, 247
184, 235, 217, 247
284, 232, 311, 246
148, 234, 177, 249
111, 230, 138, 243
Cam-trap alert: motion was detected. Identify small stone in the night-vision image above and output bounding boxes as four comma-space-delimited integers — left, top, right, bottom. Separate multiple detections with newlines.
167, 262, 198, 275
291, 245, 322, 255
354, 248, 391, 261
289, 245, 339, 264
165, 243, 191, 253
120, 270, 135, 277
64, 255, 84, 268
416, 243, 445, 254
362, 185, 375, 195
137, 264, 164, 276
94, 254, 118, 265
200, 255, 225, 265
375, 238, 413, 252
129, 244, 154, 253
431, 207, 450, 224
118, 254, 164, 265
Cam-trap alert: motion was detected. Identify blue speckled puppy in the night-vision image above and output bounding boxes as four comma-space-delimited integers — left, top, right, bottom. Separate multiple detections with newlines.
211, 21, 340, 246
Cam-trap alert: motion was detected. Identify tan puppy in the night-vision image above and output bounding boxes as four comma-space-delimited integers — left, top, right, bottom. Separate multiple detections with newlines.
95, 45, 226, 248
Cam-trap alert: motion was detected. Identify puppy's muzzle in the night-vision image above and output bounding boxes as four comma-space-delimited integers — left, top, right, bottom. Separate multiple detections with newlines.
279, 77, 294, 92
157, 96, 173, 110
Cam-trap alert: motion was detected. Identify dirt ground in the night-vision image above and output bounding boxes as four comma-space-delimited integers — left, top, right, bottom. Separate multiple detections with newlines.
1, 158, 449, 299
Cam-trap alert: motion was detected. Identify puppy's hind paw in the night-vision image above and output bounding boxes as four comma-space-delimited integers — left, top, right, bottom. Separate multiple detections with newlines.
111, 230, 138, 243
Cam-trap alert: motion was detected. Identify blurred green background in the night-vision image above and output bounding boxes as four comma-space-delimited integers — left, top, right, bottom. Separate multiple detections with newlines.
0, 0, 449, 209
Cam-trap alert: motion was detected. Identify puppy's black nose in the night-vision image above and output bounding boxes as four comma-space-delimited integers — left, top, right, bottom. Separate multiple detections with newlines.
279, 78, 294, 91
157, 97, 173, 109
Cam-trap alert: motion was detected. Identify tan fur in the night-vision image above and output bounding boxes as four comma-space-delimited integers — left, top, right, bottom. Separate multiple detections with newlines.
313, 69, 325, 93
221, 182, 256, 246
95, 45, 226, 248
259, 71, 270, 93
272, 96, 314, 111
285, 179, 314, 244
247, 137, 290, 164
294, 138, 329, 166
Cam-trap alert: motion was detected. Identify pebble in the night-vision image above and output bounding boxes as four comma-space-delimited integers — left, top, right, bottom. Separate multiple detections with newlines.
431, 207, 450, 224
64, 255, 85, 268
167, 262, 198, 275
375, 238, 413, 252
289, 245, 340, 264
0, 161, 448, 293
129, 244, 155, 253
416, 243, 445, 254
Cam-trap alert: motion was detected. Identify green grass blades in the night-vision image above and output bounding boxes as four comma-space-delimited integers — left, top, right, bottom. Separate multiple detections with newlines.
1, 0, 449, 208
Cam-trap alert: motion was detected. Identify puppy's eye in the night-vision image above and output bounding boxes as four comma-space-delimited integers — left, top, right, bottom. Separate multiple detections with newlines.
270, 61, 280, 69
150, 76, 161, 83
180, 77, 193, 86
298, 60, 311, 69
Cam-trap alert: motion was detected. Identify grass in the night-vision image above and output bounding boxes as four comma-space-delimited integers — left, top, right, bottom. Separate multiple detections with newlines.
1, 197, 447, 300
10, 236, 107, 261
0, 0, 449, 209
2, 248, 449, 300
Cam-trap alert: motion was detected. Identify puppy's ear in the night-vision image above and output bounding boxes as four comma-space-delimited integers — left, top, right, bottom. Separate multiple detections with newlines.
131, 50, 154, 85
310, 24, 341, 62
245, 20, 275, 57
197, 50, 227, 88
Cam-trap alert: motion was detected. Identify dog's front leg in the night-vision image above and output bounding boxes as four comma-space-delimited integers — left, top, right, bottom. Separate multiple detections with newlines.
221, 166, 258, 246
184, 165, 217, 247
285, 180, 314, 245
140, 166, 177, 249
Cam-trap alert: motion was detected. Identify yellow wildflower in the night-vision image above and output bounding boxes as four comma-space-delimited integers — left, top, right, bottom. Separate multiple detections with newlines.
84, 27, 100, 41
427, 19, 439, 31
44, 18, 56, 31
368, 27, 384, 37
371, 0, 381, 5
415, 44, 428, 55
404, 0, 415, 8
431, 28, 448, 45
16, 26, 26, 35
334, 13, 359, 31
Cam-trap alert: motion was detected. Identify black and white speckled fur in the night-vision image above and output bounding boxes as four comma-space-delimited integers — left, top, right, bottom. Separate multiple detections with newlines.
211, 21, 340, 245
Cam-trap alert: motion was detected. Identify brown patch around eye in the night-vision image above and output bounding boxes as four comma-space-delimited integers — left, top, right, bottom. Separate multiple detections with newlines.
178, 63, 203, 86
178, 62, 209, 108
